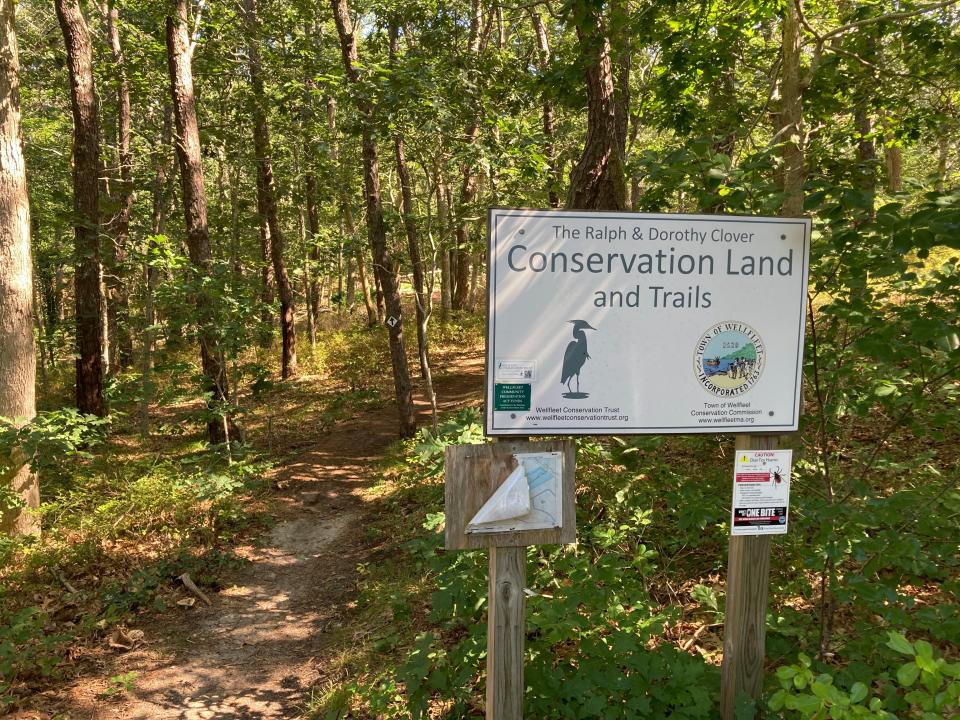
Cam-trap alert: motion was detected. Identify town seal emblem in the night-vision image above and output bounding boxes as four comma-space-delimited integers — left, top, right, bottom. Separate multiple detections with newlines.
694, 322, 765, 397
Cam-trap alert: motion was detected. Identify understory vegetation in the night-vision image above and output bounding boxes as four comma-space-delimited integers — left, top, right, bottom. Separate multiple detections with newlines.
0, 316, 478, 711
311, 245, 960, 719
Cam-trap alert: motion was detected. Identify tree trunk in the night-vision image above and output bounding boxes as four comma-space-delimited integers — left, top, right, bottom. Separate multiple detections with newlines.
101, 0, 133, 372
438, 175, 452, 319
256, 168, 275, 346
0, 0, 39, 535
395, 135, 432, 379
389, 25, 433, 387
141, 103, 173, 437
304, 168, 320, 337
566, 0, 627, 211
244, 0, 296, 378
452, 0, 484, 312
166, 0, 230, 445
56, 0, 105, 417
883, 115, 902, 193
298, 207, 316, 346
331, 0, 416, 438
327, 95, 376, 326
531, 9, 561, 207
936, 130, 948, 192
780, 0, 804, 218
301, 30, 321, 334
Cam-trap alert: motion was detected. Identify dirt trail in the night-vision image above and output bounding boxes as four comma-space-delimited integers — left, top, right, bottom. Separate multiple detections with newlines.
50, 351, 484, 720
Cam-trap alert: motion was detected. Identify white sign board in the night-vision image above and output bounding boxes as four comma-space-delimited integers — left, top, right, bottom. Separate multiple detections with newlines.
485, 208, 811, 435
730, 449, 793, 535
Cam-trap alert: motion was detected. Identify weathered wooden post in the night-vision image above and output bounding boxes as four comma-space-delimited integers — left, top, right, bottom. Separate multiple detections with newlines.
720, 433, 778, 719
487, 545, 526, 718
445, 439, 576, 720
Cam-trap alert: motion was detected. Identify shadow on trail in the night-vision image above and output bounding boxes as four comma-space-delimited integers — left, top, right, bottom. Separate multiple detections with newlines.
51, 350, 485, 720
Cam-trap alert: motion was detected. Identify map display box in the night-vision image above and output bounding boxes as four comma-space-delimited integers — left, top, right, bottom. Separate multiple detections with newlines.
485, 208, 811, 436
444, 439, 576, 550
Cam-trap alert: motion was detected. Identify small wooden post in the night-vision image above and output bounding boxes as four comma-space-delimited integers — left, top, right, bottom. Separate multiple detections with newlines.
487, 546, 526, 719
445, 439, 576, 719
720, 433, 777, 719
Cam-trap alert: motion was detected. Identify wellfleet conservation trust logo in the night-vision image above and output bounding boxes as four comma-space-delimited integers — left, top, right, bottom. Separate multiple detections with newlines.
695, 321, 765, 397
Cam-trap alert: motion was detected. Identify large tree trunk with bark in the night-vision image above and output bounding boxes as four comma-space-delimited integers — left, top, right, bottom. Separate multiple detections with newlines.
566, 0, 627, 211
244, 0, 296, 378
101, 0, 133, 373
331, 0, 416, 438
0, 0, 39, 535
56, 0, 105, 417
166, 0, 230, 445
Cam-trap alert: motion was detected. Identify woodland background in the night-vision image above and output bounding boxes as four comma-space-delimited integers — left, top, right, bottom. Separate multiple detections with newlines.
0, 0, 959, 716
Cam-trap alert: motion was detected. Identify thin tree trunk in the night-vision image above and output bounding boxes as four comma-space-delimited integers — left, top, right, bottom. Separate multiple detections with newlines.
302, 28, 321, 332
452, 0, 484, 312
0, 0, 39, 535
33, 266, 46, 383
345, 251, 355, 309
467, 251, 482, 311
299, 206, 316, 346
566, 0, 627, 210
531, 9, 561, 207
256, 168, 274, 345
327, 95, 376, 325
303, 170, 320, 338
780, 0, 805, 218
56, 0, 105, 417
101, 0, 133, 372
331, 0, 416, 437
884, 115, 902, 193
394, 134, 431, 379
389, 20, 433, 387
140, 103, 173, 437
936, 131, 949, 192
438, 174, 452, 319
355, 242, 378, 325
166, 0, 230, 445
245, 0, 296, 378
373, 260, 385, 322
227, 156, 241, 275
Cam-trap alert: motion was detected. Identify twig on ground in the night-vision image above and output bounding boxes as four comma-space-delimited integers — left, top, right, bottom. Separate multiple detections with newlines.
178, 572, 212, 606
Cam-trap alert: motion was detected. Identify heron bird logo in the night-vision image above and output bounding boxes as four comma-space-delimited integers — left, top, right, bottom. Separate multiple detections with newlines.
561, 320, 596, 399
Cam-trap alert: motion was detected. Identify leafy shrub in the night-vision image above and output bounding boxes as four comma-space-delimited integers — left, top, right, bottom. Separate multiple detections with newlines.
0, 409, 110, 486
0, 608, 65, 711
769, 633, 960, 719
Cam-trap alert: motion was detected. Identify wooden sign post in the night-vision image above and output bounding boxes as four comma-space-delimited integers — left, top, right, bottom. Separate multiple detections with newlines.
720, 433, 777, 719
445, 439, 577, 720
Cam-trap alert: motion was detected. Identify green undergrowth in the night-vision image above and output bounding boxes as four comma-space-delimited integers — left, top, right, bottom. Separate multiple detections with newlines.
311, 404, 960, 719
0, 407, 272, 710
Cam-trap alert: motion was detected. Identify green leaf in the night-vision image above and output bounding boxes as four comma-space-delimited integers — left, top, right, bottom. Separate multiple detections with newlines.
887, 632, 915, 655
914, 639, 934, 661
898, 661, 921, 687
850, 681, 868, 704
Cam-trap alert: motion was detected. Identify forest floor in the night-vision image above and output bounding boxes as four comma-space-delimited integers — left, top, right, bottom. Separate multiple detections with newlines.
26, 345, 485, 720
